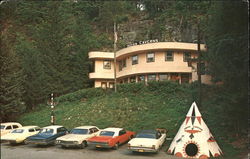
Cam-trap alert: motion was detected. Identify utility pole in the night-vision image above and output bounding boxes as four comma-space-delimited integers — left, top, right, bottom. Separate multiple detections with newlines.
197, 21, 202, 108
114, 22, 117, 92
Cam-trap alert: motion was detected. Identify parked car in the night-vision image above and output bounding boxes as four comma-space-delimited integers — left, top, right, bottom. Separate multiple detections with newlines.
1, 122, 22, 136
88, 127, 135, 149
56, 126, 100, 148
25, 125, 68, 146
128, 129, 167, 153
1, 126, 40, 144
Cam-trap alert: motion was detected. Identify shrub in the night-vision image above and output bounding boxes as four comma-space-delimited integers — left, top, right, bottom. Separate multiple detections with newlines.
117, 82, 146, 93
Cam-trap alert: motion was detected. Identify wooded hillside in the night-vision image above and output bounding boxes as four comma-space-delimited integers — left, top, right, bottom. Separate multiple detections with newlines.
0, 1, 248, 137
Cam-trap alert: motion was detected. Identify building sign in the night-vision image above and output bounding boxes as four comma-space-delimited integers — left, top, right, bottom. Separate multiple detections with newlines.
126, 39, 158, 47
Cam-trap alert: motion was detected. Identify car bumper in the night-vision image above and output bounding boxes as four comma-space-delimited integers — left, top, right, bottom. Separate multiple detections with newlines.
25, 140, 53, 145
57, 141, 81, 147
128, 146, 158, 152
2, 139, 19, 144
88, 142, 111, 148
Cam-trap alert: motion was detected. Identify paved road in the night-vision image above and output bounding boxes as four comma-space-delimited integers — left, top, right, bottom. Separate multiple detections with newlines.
1, 142, 180, 159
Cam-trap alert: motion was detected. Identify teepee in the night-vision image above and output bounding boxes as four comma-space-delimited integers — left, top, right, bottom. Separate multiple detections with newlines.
167, 102, 223, 159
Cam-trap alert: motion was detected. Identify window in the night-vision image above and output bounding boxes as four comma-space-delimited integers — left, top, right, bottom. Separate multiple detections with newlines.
100, 131, 115, 137
70, 129, 88, 134
170, 73, 180, 82
101, 82, 107, 89
109, 82, 114, 89
119, 61, 122, 71
130, 76, 136, 83
124, 78, 128, 83
103, 60, 111, 69
29, 129, 35, 132
119, 129, 126, 136
13, 125, 19, 129
35, 127, 41, 131
198, 62, 206, 75
138, 75, 145, 82
132, 55, 138, 65
148, 74, 156, 81
159, 74, 169, 81
119, 59, 126, 71
6, 126, 12, 130
147, 52, 155, 62
165, 51, 174, 61
92, 127, 99, 132
183, 52, 191, 62
122, 59, 126, 68
57, 127, 67, 133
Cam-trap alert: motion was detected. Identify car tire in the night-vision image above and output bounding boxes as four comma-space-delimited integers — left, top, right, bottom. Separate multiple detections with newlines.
80, 141, 87, 149
113, 143, 119, 150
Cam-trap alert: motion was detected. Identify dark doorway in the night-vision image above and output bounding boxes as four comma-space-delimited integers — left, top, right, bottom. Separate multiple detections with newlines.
181, 73, 190, 83
185, 143, 198, 157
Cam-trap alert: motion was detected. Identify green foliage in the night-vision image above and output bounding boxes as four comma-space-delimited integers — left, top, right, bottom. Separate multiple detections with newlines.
56, 87, 105, 102
0, 3, 26, 121
18, 82, 246, 158
205, 1, 248, 133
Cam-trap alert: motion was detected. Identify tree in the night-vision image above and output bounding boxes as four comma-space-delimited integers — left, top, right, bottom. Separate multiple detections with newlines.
205, 1, 248, 133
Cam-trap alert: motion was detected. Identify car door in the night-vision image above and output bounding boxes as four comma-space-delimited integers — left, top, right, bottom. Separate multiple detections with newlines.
5, 125, 12, 133
157, 131, 165, 147
92, 127, 99, 136
28, 128, 37, 136
57, 127, 68, 138
118, 129, 127, 144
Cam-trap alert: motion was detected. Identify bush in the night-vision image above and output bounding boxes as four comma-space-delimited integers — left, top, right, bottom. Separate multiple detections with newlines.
117, 82, 145, 93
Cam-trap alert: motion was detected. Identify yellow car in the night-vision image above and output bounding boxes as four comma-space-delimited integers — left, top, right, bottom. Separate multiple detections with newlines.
1, 126, 40, 144
1, 122, 22, 136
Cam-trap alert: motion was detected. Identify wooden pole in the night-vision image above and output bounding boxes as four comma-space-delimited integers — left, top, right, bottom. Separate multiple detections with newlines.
114, 22, 117, 93
197, 21, 202, 108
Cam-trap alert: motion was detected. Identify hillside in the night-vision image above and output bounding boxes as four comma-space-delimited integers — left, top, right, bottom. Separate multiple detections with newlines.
18, 81, 247, 159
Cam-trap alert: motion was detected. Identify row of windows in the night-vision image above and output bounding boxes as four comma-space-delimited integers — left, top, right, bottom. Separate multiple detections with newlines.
103, 52, 192, 70
120, 73, 191, 83
131, 51, 191, 65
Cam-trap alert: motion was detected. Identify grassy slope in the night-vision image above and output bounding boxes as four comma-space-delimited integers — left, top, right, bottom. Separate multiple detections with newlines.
18, 82, 247, 159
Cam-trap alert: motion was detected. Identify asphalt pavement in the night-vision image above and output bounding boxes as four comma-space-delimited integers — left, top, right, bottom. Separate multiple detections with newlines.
1, 142, 181, 159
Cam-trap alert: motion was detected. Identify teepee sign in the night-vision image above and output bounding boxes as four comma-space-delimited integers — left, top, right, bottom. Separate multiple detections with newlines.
167, 102, 223, 158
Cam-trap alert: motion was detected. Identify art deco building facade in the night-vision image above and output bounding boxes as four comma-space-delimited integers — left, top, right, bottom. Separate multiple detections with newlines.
89, 42, 211, 88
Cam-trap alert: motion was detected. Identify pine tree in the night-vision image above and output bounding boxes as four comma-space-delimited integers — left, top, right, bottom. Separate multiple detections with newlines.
205, 1, 248, 132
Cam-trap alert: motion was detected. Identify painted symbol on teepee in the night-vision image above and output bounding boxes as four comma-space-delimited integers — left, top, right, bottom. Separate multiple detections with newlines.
167, 102, 223, 158
183, 141, 200, 158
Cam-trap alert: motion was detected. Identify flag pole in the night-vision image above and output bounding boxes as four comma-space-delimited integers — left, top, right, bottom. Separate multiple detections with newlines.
114, 22, 117, 93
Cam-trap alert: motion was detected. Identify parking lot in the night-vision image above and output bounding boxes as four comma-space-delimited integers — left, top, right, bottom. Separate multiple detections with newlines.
1, 142, 180, 159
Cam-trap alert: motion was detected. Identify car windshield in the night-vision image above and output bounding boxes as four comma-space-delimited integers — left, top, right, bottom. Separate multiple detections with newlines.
99, 131, 115, 137
136, 133, 156, 139
40, 128, 54, 134
70, 129, 88, 134
11, 129, 24, 133
0, 125, 5, 129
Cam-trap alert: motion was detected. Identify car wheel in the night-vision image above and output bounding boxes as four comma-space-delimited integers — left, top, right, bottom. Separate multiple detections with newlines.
80, 141, 87, 149
113, 143, 119, 150
61, 145, 66, 148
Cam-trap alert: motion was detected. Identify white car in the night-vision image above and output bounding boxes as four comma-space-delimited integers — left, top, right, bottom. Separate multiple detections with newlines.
1, 126, 40, 144
128, 129, 167, 153
56, 126, 99, 148
0, 122, 22, 136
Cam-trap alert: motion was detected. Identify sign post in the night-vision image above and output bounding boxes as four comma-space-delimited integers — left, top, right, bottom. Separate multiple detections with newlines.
50, 93, 55, 125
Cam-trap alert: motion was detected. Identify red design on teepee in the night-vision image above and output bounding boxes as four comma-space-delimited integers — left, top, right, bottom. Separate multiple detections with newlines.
175, 152, 183, 157
197, 116, 202, 125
